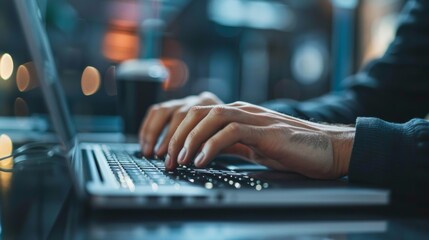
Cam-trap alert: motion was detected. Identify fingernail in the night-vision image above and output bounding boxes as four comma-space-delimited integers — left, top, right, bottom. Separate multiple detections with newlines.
194, 152, 205, 166
178, 147, 187, 164
165, 154, 171, 168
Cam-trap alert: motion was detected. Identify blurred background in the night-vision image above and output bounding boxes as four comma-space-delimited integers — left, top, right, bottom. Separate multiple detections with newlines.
0, 0, 404, 132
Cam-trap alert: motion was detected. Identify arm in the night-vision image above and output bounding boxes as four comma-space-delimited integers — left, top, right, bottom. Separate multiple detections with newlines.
349, 117, 429, 192
164, 102, 429, 192
263, 0, 429, 124
149, 93, 429, 195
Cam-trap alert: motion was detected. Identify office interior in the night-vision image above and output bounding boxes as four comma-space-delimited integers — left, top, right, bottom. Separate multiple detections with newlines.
0, 0, 402, 129
2, 0, 429, 239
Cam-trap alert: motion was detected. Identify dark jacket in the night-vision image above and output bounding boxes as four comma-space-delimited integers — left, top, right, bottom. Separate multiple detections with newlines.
263, 0, 429, 191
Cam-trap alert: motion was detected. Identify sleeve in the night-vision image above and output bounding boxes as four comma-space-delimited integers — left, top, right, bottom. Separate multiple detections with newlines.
262, 0, 429, 124
348, 117, 429, 193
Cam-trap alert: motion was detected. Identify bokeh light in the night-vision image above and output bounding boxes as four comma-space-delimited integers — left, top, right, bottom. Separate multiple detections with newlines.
161, 58, 189, 90
0, 134, 13, 165
0, 134, 13, 193
81, 66, 101, 96
291, 42, 326, 85
102, 29, 140, 62
0, 53, 14, 80
16, 62, 38, 92
14, 97, 29, 116
16, 65, 29, 91
103, 0, 140, 62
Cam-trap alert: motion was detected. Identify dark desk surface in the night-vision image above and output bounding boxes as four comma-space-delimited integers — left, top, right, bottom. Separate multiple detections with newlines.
1, 131, 429, 239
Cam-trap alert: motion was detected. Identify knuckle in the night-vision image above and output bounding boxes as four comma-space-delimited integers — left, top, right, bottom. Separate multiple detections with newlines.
188, 130, 198, 140
211, 105, 228, 116
231, 101, 246, 106
174, 109, 188, 119
168, 138, 178, 153
149, 104, 161, 112
169, 135, 178, 146
167, 145, 175, 155
153, 103, 174, 114
199, 91, 215, 100
188, 106, 209, 119
227, 122, 242, 134
205, 139, 217, 148
189, 106, 202, 115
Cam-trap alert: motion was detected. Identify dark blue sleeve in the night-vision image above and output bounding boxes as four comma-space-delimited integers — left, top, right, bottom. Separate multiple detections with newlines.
262, 0, 429, 124
348, 117, 429, 192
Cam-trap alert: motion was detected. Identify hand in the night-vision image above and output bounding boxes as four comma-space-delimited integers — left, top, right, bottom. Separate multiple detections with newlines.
165, 102, 356, 179
139, 91, 223, 157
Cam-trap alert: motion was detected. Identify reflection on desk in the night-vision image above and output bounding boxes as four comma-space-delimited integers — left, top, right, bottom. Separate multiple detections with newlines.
88, 221, 387, 240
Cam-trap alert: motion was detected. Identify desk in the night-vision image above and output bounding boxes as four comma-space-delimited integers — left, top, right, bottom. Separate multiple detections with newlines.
0, 131, 429, 239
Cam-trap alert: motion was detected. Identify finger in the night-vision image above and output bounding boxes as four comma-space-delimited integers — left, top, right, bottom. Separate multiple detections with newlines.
153, 124, 169, 156
193, 122, 258, 168
166, 106, 212, 170
178, 106, 265, 165
154, 107, 187, 156
139, 105, 174, 156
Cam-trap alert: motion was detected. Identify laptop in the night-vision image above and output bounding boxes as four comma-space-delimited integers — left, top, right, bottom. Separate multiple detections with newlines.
14, 0, 389, 208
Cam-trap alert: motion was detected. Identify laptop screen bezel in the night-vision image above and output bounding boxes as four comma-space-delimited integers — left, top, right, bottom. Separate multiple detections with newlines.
14, 0, 77, 150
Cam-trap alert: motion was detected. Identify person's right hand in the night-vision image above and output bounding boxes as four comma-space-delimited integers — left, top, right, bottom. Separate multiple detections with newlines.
139, 91, 223, 157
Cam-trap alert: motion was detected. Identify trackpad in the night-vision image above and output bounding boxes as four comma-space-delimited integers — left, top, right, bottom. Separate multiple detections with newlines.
213, 155, 268, 171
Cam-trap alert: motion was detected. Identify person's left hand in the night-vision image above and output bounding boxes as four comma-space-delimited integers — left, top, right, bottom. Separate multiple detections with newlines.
164, 102, 356, 179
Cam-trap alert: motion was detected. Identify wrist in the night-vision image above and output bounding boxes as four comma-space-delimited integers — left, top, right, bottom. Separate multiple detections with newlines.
332, 130, 355, 177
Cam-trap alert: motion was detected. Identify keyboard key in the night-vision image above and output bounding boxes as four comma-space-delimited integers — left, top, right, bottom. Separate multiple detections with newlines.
103, 149, 270, 190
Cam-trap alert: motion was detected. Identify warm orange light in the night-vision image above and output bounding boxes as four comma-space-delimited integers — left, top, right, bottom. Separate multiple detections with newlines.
81, 66, 101, 96
14, 97, 29, 116
0, 53, 14, 80
104, 66, 117, 96
0, 134, 13, 193
16, 65, 29, 91
0, 134, 13, 168
161, 58, 189, 90
16, 62, 38, 92
110, 19, 138, 30
102, 29, 140, 62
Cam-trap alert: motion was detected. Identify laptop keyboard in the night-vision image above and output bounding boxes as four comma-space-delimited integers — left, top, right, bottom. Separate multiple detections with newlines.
101, 145, 269, 191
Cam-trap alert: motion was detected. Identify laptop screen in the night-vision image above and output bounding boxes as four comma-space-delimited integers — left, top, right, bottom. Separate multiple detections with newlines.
14, 0, 77, 150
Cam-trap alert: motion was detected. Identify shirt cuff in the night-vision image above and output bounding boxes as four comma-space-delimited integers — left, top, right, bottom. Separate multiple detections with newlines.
348, 117, 415, 187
